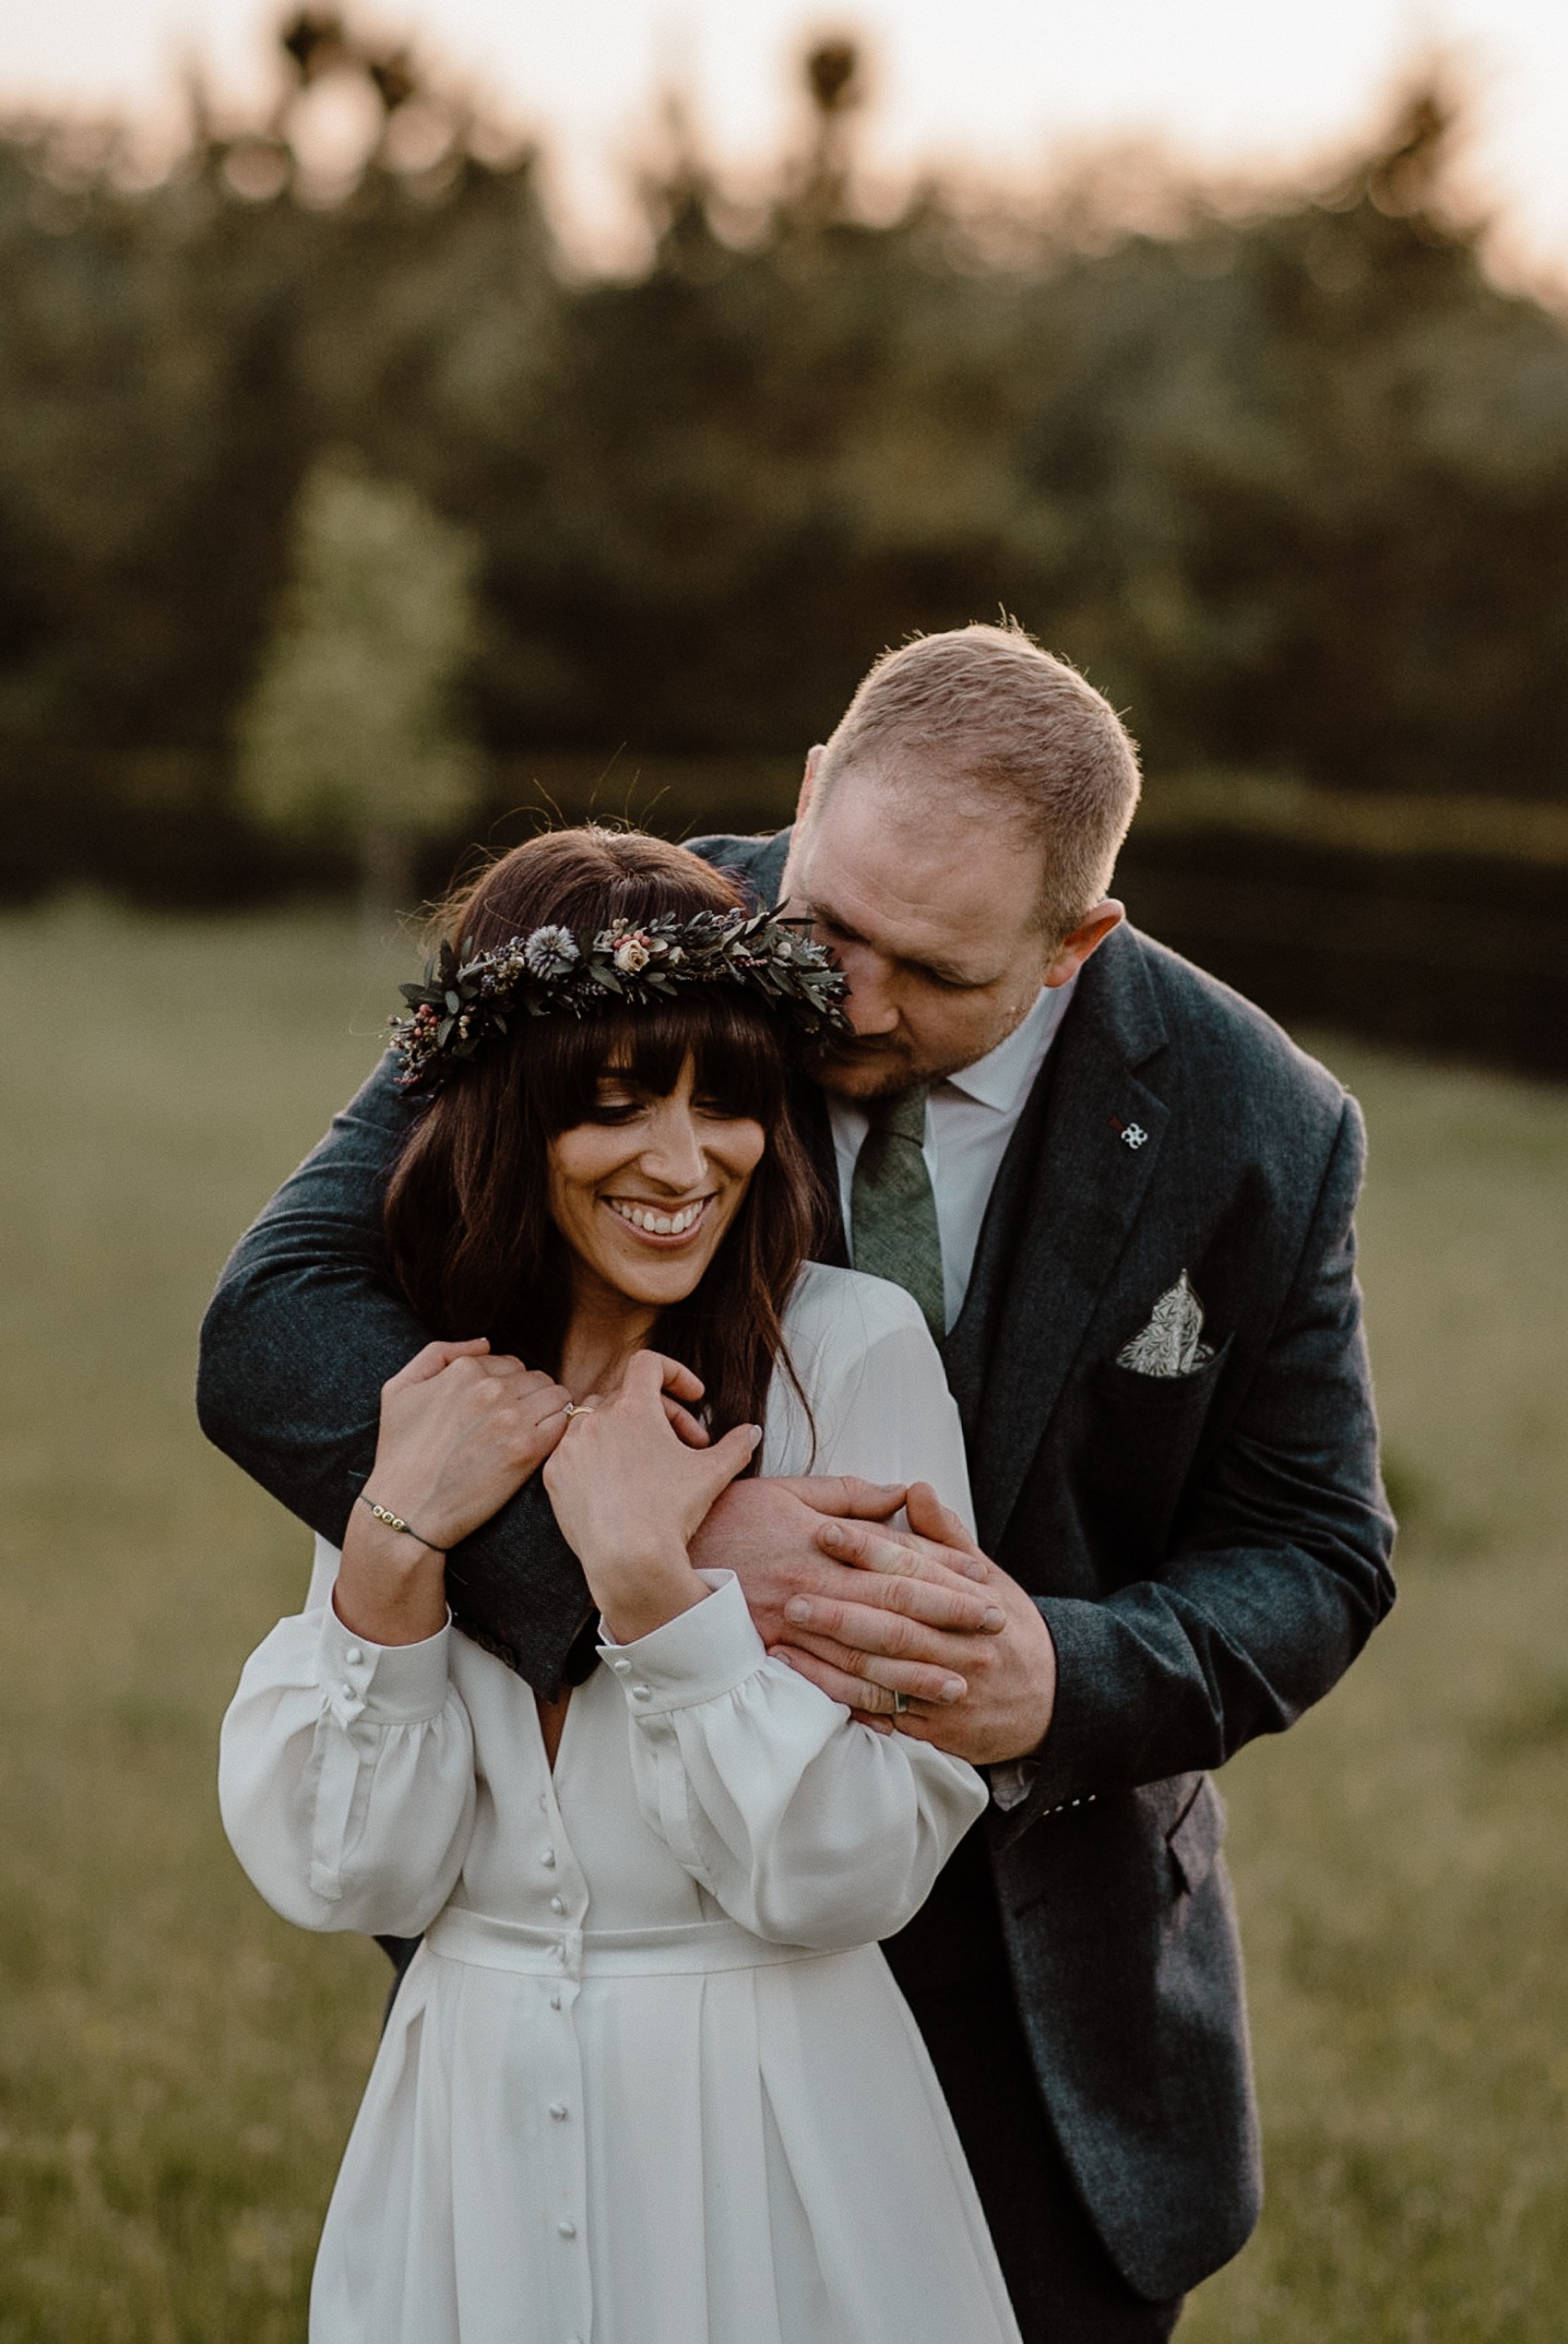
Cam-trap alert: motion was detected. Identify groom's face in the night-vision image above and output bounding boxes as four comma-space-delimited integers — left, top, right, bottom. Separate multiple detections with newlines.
780, 761, 1084, 1101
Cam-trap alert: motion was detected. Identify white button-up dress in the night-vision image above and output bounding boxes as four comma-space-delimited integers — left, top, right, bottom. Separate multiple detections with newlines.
220, 1264, 1023, 2344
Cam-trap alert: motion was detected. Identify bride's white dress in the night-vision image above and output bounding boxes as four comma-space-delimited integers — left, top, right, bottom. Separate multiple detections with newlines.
220, 1262, 1023, 2344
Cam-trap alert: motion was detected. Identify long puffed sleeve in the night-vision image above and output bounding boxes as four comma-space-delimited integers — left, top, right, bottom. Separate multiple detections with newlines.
765, 1267, 977, 1534
219, 1596, 477, 1938
600, 1574, 987, 1950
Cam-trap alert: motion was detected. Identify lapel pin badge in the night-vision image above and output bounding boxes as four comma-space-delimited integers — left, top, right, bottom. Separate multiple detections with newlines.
1110, 1115, 1149, 1150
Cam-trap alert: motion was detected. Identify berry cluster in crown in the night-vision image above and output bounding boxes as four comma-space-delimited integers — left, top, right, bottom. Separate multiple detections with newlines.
389, 907, 849, 1089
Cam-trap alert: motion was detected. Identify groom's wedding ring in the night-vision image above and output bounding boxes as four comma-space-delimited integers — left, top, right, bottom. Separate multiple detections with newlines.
891, 1691, 911, 1715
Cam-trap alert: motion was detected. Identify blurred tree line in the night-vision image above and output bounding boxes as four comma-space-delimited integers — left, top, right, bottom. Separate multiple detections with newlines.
2, 21, 1566, 1060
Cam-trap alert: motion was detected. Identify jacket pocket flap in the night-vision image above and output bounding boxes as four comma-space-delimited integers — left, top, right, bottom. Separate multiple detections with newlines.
1168, 1776, 1225, 1896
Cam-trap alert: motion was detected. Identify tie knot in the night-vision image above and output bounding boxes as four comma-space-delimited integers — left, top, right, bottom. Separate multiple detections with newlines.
868, 1085, 929, 1145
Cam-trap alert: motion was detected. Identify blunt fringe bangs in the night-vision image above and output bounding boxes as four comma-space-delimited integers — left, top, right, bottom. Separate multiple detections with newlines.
384, 828, 830, 1454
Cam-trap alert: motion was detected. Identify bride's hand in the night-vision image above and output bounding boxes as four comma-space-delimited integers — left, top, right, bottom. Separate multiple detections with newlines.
543, 1350, 761, 1646
366, 1339, 576, 1550
335, 1339, 573, 1645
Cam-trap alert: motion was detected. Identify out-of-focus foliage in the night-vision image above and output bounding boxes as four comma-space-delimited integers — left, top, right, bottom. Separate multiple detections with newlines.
237, 450, 482, 913
2, 34, 1568, 910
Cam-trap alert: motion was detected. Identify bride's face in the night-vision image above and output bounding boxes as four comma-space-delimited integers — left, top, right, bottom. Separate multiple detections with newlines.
546, 1053, 766, 1313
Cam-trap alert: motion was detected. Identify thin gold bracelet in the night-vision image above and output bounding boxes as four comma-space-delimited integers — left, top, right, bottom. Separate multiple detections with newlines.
358, 1494, 445, 1554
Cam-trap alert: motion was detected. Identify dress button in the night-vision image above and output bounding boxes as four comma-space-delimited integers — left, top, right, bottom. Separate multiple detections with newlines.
611, 1658, 631, 1675
549, 2100, 568, 2121
631, 1685, 652, 1702
540, 1845, 557, 1868
343, 1647, 362, 1666
340, 1683, 356, 1700
549, 1895, 565, 1915
558, 2218, 576, 2239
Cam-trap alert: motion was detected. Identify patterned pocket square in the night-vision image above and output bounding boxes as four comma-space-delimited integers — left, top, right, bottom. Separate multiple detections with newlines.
1116, 1270, 1215, 1378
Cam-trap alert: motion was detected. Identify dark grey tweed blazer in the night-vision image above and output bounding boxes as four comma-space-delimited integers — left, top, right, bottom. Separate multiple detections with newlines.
197, 827, 1396, 2301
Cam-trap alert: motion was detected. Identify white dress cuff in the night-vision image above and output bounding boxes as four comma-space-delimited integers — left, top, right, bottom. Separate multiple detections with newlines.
597, 1571, 766, 1714
319, 1594, 452, 1724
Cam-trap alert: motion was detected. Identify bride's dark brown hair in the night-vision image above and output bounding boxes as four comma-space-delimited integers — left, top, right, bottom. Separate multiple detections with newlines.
384, 827, 832, 1446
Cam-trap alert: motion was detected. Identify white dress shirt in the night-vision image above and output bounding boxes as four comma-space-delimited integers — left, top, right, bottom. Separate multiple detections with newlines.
827, 976, 1078, 1334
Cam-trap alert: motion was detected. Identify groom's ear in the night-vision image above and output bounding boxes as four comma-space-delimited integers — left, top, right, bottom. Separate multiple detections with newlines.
1043, 898, 1124, 988
795, 744, 826, 826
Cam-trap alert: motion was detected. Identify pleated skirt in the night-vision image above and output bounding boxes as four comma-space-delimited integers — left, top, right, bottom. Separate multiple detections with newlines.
309, 1916, 1021, 2344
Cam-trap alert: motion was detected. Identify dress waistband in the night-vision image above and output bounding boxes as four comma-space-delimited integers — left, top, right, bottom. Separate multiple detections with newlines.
425, 1904, 842, 1980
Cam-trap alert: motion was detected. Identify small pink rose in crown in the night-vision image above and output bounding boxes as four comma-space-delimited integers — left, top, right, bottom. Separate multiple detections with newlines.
388, 904, 849, 1091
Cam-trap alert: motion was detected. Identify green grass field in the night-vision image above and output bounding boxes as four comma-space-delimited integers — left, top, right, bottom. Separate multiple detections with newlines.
1, 898, 1564, 2341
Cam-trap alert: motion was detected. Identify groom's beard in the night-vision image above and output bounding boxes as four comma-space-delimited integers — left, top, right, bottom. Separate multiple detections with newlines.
805, 1031, 973, 1101
806, 984, 1041, 1101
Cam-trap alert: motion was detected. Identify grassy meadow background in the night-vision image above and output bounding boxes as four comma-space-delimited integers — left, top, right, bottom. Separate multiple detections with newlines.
0, 895, 1564, 2340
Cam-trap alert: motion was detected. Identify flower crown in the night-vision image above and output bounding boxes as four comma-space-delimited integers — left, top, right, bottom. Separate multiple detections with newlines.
390, 907, 850, 1091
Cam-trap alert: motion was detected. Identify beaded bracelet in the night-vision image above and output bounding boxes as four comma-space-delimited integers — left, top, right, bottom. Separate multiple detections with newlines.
358, 1493, 445, 1554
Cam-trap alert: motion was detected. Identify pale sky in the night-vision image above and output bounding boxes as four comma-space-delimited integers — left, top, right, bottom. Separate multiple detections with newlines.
6, 0, 1568, 280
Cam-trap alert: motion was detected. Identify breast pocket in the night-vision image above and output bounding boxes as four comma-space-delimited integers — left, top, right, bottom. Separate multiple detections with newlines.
1075, 1334, 1233, 1574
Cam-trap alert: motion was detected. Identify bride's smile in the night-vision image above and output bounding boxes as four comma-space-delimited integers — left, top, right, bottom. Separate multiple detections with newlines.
546, 1056, 766, 1313
603, 1193, 709, 1239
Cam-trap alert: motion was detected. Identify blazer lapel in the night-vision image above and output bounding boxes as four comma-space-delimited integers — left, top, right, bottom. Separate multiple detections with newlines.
965, 927, 1171, 1553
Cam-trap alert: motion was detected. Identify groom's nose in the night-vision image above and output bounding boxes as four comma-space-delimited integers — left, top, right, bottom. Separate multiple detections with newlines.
837, 943, 900, 1035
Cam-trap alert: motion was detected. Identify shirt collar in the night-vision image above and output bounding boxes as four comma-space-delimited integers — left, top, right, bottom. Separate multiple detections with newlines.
940, 974, 1078, 1114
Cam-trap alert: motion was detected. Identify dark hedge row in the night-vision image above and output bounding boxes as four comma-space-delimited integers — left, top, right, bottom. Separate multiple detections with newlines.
2, 47, 1566, 1064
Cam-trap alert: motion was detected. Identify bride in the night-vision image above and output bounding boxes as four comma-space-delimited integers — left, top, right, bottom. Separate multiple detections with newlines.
219, 827, 1022, 2344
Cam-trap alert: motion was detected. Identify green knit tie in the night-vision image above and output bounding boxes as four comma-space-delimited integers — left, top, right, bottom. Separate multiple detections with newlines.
850, 1085, 946, 1342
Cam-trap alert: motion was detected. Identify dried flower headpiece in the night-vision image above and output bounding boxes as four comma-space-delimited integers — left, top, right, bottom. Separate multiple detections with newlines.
390, 907, 849, 1091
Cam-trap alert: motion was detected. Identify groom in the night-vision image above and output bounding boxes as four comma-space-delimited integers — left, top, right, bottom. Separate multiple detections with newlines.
198, 623, 1396, 2340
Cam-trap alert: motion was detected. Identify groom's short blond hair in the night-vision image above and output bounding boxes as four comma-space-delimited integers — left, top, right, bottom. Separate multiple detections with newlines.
815, 622, 1141, 940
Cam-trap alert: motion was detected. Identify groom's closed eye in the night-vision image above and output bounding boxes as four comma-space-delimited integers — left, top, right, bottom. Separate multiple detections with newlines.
813, 914, 986, 994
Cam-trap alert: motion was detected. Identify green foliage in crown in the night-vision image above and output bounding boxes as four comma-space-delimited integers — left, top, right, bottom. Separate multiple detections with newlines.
390, 909, 849, 1089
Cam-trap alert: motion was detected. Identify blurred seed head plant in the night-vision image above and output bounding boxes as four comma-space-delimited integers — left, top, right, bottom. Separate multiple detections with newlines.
236, 450, 484, 931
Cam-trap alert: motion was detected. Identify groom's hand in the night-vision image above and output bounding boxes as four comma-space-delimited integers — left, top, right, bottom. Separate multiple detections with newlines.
767, 1481, 1058, 1765
688, 1475, 1006, 1710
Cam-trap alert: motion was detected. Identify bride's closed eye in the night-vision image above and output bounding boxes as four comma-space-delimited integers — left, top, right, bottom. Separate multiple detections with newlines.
585, 1086, 742, 1126
586, 1084, 647, 1125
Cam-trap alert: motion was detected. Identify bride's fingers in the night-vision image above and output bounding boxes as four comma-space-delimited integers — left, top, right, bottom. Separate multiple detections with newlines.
661, 1397, 711, 1446
527, 1383, 576, 1423
628, 1350, 706, 1405
691, 1422, 761, 1505
384, 1337, 491, 1391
